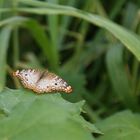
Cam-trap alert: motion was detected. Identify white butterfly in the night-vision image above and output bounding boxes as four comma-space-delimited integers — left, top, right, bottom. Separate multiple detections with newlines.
13, 69, 72, 94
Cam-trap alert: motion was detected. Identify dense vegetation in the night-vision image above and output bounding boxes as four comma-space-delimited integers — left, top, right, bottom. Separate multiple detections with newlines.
0, 0, 140, 139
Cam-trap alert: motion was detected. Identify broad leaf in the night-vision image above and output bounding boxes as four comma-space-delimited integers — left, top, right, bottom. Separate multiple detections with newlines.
96, 110, 140, 140
0, 88, 100, 140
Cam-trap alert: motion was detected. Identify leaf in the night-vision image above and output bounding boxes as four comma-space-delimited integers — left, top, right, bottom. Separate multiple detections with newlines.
0, 16, 59, 70
0, 88, 100, 140
106, 44, 139, 111
18, 0, 140, 61
22, 19, 58, 70
47, 0, 60, 70
0, 16, 27, 27
0, 26, 12, 91
0, 16, 29, 91
95, 110, 140, 140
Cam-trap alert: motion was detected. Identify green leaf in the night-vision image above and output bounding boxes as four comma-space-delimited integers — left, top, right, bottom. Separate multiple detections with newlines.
95, 110, 140, 140
0, 16, 28, 91
22, 19, 58, 70
106, 44, 139, 111
0, 16, 27, 27
47, 0, 60, 71
0, 26, 12, 91
0, 88, 100, 140
18, 0, 140, 61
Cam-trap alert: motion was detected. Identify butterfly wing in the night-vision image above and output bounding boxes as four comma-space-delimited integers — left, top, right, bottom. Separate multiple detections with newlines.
35, 72, 59, 93
36, 72, 72, 93
13, 69, 72, 94
13, 69, 42, 90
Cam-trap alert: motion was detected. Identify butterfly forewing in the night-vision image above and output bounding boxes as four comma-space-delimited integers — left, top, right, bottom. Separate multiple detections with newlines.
37, 72, 69, 93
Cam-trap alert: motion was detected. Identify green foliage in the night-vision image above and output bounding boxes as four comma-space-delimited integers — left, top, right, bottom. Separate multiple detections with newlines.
0, 88, 100, 140
0, 0, 140, 139
96, 110, 140, 140
18, 0, 140, 61
106, 44, 139, 110
0, 26, 12, 91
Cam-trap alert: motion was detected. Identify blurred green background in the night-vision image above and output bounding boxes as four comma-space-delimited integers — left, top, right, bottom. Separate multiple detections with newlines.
0, 0, 140, 139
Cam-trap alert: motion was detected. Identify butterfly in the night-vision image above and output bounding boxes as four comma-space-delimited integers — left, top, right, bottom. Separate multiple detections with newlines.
13, 69, 72, 94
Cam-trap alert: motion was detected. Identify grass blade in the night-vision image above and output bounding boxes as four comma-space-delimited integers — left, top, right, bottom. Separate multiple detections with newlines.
22, 19, 58, 70
0, 26, 12, 91
106, 44, 139, 111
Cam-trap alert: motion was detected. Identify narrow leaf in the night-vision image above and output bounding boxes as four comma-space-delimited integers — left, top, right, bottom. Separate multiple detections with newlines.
106, 44, 138, 111
0, 26, 12, 91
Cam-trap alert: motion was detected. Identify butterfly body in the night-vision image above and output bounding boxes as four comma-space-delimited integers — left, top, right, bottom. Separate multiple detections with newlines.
13, 69, 72, 94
